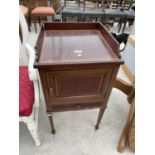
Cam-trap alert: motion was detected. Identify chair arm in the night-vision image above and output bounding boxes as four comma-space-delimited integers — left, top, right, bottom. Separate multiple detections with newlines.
113, 77, 133, 96
24, 43, 37, 81
25, 43, 40, 107
113, 77, 135, 104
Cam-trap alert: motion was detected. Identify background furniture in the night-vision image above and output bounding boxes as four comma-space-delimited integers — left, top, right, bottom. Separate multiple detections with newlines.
113, 77, 135, 152
117, 0, 135, 32
103, 0, 126, 32
34, 22, 124, 134
60, 0, 135, 31
61, 0, 83, 22
52, 0, 61, 13
122, 9, 135, 31
19, 0, 31, 31
82, 0, 104, 22
100, 0, 135, 32
28, 0, 55, 32
19, 8, 41, 146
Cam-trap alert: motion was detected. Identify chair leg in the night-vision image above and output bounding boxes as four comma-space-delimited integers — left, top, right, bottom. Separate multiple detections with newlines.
62, 15, 66, 22
83, 16, 86, 22
28, 10, 31, 27
52, 15, 55, 22
95, 17, 98, 22
25, 16, 31, 32
38, 16, 41, 26
122, 21, 127, 33
28, 9, 31, 31
118, 19, 123, 33
78, 16, 80, 22
79, 16, 82, 22
78, 15, 82, 22
34, 17, 37, 33
26, 119, 41, 146
101, 16, 105, 25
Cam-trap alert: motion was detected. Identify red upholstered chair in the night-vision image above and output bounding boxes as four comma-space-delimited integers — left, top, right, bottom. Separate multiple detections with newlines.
29, 0, 55, 32
19, 7, 41, 146
19, 44, 41, 146
19, 66, 35, 117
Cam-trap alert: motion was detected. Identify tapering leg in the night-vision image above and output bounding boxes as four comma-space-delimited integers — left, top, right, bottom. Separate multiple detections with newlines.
95, 107, 106, 130
48, 113, 56, 134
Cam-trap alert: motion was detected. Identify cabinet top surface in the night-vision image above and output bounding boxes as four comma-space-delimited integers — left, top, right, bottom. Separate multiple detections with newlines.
35, 23, 123, 66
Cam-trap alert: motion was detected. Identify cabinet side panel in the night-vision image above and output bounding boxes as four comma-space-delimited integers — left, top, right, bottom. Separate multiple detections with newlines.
38, 69, 52, 111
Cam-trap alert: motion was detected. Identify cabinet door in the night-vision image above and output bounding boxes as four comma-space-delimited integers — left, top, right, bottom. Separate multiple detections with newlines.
45, 68, 113, 109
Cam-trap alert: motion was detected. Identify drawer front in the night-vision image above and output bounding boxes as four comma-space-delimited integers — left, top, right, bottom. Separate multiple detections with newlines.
50, 101, 103, 112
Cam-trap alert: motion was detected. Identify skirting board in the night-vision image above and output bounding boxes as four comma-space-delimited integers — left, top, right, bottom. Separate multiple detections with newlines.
121, 65, 134, 82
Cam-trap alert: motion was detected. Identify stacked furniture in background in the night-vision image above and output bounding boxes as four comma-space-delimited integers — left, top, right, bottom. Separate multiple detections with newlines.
61, 0, 135, 32
19, 0, 135, 33
103, 0, 135, 32
82, 0, 105, 22
61, 0, 105, 22
103, 0, 125, 30
61, 0, 83, 22
122, 8, 135, 32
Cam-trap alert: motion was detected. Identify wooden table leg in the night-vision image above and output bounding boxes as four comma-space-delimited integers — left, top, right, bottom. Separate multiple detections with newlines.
48, 113, 56, 134
95, 107, 106, 130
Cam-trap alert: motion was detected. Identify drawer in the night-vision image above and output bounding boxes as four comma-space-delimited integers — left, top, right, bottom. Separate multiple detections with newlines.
49, 94, 106, 112
50, 101, 104, 112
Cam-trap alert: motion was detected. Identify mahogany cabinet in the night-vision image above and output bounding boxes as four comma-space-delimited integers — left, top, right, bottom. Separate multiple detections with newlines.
34, 22, 124, 133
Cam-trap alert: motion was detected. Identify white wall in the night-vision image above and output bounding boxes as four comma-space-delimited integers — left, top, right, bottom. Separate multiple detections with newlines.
122, 22, 135, 75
